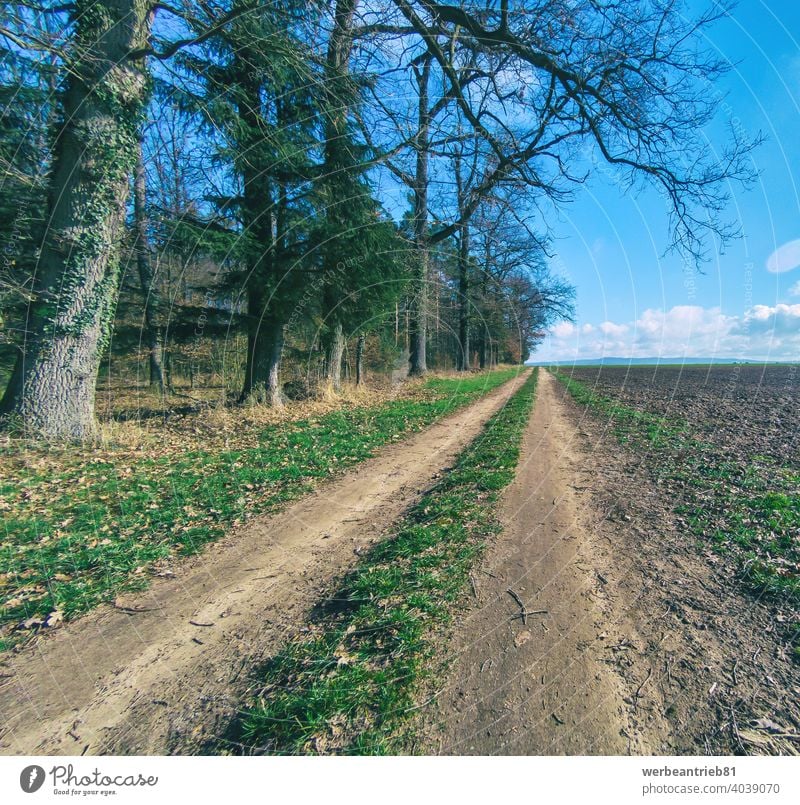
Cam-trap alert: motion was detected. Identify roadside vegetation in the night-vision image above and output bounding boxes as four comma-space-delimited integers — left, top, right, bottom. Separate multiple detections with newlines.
0, 368, 519, 651
230, 369, 538, 755
553, 370, 799, 648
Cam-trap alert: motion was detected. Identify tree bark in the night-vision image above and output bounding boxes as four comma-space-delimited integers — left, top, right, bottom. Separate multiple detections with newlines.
454, 150, 471, 371
241, 308, 284, 407
133, 140, 165, 391
235, 33, 283, 406
325, 320, 346, 392
5, 0, 152, 440
457, 223, 471, 371
409, 55, 431, 377
355, 331, 365, 385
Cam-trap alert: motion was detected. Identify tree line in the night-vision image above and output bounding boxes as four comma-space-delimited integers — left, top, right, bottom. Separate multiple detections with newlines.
0, 1, 756, 441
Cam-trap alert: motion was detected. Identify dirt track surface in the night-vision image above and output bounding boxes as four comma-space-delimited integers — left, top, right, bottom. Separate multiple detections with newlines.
0, 374, 527, 756
424, 371, 799, 755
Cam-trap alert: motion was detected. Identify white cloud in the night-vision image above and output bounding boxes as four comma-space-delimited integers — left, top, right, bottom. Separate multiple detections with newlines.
766, 239, 800, 273
536, 303, 800, 362
787, 280, 800, 297
599, 321, 628, 337
552, 321, 575, 338
743, 303, 800, 334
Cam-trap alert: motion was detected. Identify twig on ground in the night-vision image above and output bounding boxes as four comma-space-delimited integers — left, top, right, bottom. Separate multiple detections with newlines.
506, 587, 528, 625
510, 610, 548, 621
113, 602, 156, 614
403, 688, 444, 714
730, 705, 745, 754
634, 667, 653, 703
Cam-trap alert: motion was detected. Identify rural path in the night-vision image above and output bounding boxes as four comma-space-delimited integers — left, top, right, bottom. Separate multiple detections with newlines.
0, 372, 528, 756
424, 370, 799, 755
425, 369, 669, 754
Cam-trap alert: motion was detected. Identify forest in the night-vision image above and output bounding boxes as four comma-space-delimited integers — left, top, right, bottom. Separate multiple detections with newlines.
0, 0, 754, 442
6, 0, 797, 770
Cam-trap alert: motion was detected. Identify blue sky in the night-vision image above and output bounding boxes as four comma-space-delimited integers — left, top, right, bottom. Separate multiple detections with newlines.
536, 0, 800, 362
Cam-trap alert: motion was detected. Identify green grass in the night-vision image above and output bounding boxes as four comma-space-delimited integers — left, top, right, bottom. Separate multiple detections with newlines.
232, 369, 538, 755
552, 370, 800, 610
0, 368, 521, 650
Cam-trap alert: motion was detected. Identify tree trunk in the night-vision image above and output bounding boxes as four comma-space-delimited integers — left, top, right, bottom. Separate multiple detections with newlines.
5, 0, 151, 440
325, 320, 346, 392
235, 38, 283, 406
164, 349, 172, 390
241, 314, 284, 407
0, 353, 24, 416
133, 140, 165, 392
355, 332, 365, 385
409, 56, 432, 377
454, 150, 471, 372
321, 0, 358, 388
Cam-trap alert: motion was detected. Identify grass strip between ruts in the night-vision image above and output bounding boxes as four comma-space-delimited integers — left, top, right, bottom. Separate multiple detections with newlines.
233, 368, 539, 755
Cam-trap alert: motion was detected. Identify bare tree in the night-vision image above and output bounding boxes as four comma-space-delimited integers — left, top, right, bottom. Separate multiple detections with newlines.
133, 137, 165, 391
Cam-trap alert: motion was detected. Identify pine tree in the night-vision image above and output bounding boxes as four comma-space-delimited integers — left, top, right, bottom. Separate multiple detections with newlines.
175, 0, 320, 405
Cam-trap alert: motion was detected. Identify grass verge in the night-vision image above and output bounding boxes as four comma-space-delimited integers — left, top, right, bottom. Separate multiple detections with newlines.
232, 368, 538, 755
0, 368, 520, 650
552, 370, 800, 614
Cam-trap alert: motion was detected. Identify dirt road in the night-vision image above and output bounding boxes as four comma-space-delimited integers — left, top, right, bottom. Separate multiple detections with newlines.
4, 368, 796, 757
424, 370, 799, 755
0, 374, 527, 756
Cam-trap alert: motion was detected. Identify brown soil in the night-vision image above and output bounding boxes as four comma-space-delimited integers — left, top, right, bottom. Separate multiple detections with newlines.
0, 374, 527, 756
422, 371, 799, 755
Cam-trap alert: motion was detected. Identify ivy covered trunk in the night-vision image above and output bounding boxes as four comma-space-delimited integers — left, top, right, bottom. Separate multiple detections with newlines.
9, 0, 151, 440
